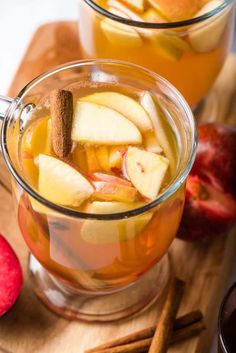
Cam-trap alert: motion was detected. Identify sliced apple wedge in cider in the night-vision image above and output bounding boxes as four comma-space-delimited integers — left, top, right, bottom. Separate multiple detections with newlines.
71, 102, 142, 145
81, 92, 153, 133
38, 154, 94, 206
119, 0, 146, 13
125, 147, 169, 200
140, 91, 175, 173
145, 131, 163, 154
189, 0, 229, 53
107, 0, 144, 20
81, 201, 152, 244
100, 18, 142, 48
148, 0, 203, 21
86, 201, 145, 214
96, 146, 111, 173
93, 181, 137, 202
109, 146, 127, 173
152, 32, 192, 61
142, 7, 167, 22
85, 147, 100, 173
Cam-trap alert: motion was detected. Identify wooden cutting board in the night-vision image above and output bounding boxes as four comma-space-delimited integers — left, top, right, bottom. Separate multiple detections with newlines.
0, 21, 236, 353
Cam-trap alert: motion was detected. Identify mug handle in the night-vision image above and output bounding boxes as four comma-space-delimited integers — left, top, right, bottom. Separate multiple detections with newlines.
0, 95, 14, 121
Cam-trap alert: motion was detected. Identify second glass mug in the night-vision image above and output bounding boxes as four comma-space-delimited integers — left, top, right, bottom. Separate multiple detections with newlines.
0, 60, 196, 321
78, 0, 235, 108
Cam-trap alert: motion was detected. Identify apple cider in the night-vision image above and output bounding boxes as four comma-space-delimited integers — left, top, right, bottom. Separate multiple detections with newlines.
16, 82, 185, 292
78, 0, 234, 107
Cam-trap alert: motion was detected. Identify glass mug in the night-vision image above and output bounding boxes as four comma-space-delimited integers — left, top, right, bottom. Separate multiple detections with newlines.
0, 60, 197, 321
78, 0, 235, 108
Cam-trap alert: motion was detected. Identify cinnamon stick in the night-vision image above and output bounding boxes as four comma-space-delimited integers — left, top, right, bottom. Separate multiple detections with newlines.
86, 310, 203, 353
50, 89, 73, 158
148, 277, 185, 353
86, 320, 205, 353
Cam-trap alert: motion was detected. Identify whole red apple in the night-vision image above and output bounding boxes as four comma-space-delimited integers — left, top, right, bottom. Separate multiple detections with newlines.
178, 123, 236, 241
191, 123, 236, 198
0, 234, 23, 316
178, 175, 236, 241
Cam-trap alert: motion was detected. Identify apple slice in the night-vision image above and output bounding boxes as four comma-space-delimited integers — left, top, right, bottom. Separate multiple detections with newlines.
140, 91, 175, 173
93, 181, 137, 202
144, 132, 163, 153
86, 201, 145, 214
189, 0, 229, 52
148, 0, 203, 21
81, 201, 152, 244
120, 0, 145, 13
151, 32, 192, 61
72, 102, 142, 145
23, 117, 52, 156
100, 18, 142, 48
107, 0, 144, 20
38, 154, 93, 206
109, 146, 127, 173
91, 172, 132, 186
142, 7, 167, 22
96, 146, 111, 172
107, 0, 155, 37
21, 117, 52, 186
86, 147, 100, 173
72, 145, 87, 172
126, 147, 169, 199
81, 92, 153, 133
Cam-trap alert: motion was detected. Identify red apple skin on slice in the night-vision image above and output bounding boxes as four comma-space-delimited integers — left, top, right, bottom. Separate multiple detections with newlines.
91, 172, 132, 186
92, 181, 137, 202
177, 175, 236, 241
191, 123, 236, 198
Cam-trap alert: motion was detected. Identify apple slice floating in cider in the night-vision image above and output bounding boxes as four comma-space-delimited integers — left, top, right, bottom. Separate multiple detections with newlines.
151, 32, 192, 61
107, 0, 144, 20
100, 16, 143, 48
144, 131, 163, 153
81, 92, 153, 133
71, 101, 142, 145
93, 181, 137, 202
81, 201, 152, 244
148, 0, 203, 21
38, 154, 94, 207
142, 7, 168, 22
120, 0, 146, 13
140, 91, 175, 173
125, 146, 169, 200
189, 0, 229, 53
86, 147, 100, 173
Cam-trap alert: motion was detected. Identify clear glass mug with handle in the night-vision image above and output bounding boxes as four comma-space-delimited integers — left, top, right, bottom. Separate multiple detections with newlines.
0, 59, 197, 322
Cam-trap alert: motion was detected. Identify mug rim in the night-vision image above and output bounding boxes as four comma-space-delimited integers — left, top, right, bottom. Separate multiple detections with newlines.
218, 282, 236, 353
1, 59, 197, 220
82, 0, 233, 29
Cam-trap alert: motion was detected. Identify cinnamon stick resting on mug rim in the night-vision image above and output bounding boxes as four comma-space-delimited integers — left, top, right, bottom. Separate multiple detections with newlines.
50, 89, 73, 158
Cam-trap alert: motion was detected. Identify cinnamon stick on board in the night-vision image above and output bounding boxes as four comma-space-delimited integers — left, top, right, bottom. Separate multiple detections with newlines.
148, 277, 185, 353
50, 89, 73, 158
86, 310, 203, 353
86, 321, 205, 353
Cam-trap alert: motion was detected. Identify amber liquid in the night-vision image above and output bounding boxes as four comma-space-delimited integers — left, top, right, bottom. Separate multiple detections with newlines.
15, 84, 185, 292
78, 1, 234, 107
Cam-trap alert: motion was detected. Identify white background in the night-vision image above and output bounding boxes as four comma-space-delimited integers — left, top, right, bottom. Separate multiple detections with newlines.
0, 1, 236, 352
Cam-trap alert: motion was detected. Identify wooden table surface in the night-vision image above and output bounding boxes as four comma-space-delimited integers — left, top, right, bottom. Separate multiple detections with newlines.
0, 21, 236, 353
